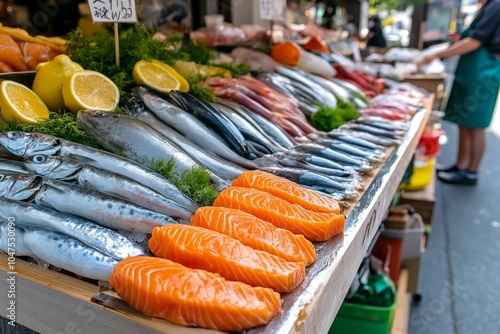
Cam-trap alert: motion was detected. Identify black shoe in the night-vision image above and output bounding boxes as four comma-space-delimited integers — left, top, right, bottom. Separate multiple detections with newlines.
437, 170, 477, 185
435, 163, 461, 173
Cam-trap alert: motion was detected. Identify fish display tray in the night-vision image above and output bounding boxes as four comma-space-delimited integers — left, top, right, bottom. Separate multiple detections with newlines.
0, 97, 433, 334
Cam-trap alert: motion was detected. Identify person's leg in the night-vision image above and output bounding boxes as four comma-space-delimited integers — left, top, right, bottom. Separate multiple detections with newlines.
467, 128, 487, 173
456, 126, 472, 169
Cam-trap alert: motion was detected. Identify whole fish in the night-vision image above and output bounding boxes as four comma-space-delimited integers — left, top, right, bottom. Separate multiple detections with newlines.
0, 222, 32, 256
0, 198, 146, 260
326, 131, 387, 150
126, 104, 247, 180
0, 173, 41, 200
293, 143, 373, 174
244, 112, 296, 149
213, 102, 285, 153
331, 130, 400, 147
0, 174, 178, 234
134, 88, 257, 169
0, 158, 29, 174
339, 123, 405, 140
312, 138, 385, 163
278, 151, 355, 173
24, 155, 195, 221
0, 131, 198, 211
23, 227, 118, 281
354, 116, 410, 132
76, 110, 230, 191
259, 166, 358, 199
161, 90, 251, 158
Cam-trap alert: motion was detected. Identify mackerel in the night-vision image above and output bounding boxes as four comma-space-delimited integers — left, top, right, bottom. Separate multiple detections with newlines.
25, 155, 195, 221
0, 222, 32, 256
0, 158, 29, 174
0, 197, 146, 260
0, 131, 198, 211
76, 110, 230, 191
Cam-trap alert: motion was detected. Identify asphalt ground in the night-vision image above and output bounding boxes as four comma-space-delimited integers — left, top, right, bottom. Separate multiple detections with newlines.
408, 106, 500, 333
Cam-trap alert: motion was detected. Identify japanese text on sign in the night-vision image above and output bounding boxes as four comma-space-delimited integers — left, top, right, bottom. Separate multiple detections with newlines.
259, 0, 286, 22
88, 0, 138, 23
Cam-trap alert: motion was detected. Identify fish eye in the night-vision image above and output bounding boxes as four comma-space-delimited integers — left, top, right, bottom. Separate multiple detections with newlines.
7, 132, 20, 139
0, 174, 4, 181
33, 155, 46, 163
94, 111, 106, 116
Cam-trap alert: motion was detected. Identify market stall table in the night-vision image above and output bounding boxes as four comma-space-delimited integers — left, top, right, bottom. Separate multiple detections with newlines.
0, 97, 432, 334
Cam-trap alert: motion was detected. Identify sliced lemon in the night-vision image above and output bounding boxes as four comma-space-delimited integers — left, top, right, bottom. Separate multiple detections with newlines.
62, 70, 120, 113
151, 59, 190, 92
132, 60, 181, 93
0, 80, 49, 124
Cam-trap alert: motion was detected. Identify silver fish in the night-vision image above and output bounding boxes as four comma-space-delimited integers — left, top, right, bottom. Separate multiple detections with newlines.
127, 107, 247, 180
0, 131, 198, 212
76, 110, 230, 191
0, 173, 41, 200
0, 197, 147, 260
25, 155, 195, 221
0, 222, 32, 256
22, 226, 118, 281
0, 158, 29, 174
0, 174, 178, 234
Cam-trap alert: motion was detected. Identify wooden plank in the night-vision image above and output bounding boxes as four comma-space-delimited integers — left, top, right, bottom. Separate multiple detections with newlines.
0, 97, 433, 334
391, 269, 411, 334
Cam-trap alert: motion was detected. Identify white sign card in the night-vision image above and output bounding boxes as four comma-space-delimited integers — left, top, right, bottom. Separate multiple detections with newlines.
259, 0, 286, 22
88, 0, 138, 23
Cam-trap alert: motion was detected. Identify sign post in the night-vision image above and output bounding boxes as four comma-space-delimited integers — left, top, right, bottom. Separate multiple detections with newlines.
258, 0, 286, 45
87, 0, 138, 66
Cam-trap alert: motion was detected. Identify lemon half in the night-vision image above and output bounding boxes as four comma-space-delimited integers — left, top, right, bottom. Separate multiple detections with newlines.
0, 80, 49, 124
62, 70, 120, 113
132, 60, 181, 93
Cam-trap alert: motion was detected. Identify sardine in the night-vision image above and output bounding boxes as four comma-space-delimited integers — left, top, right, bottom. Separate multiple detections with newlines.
339, 123, 405, 140
354, 116, 410, 131
0, 174, 178, 234
0, 173, 41, 200
162, 91, 251, 158
22, 226, 118, 281
326, 131, 387, 150
0, 131, 198, 211
0, 158, 29, 174
77, 110, 230, 191
244, 112, 296, 149
293, 143, 373, 174
313, 138, 385, 163
331, 130, 400, 147
134, 89, 256, 169
24, 155, 195, 221
0, 198, 146, 260
0, 222, 32, 256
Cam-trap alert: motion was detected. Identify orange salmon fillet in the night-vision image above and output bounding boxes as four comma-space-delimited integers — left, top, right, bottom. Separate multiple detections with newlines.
149, 224, 306, 293
18, 42, 60, 70
109, 256, 281, 331
191, 206, 317, 266
232, 170, 340, 214
0, 33, 28, 71
213, 187, 345, 242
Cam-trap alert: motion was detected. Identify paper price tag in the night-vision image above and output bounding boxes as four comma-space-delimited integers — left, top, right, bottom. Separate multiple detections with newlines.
88, 0, 138, 23
259, 0, 286, 21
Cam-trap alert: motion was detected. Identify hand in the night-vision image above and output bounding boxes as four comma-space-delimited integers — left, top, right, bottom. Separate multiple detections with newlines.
417, 54, 437, 67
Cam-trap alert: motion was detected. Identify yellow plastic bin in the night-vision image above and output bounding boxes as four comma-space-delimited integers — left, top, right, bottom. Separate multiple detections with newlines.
403, 157, 435, 191
329, 297, 397, 334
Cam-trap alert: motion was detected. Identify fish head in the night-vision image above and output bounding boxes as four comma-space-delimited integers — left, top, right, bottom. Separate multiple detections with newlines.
24, 155, 82, 180
142, 93, 169, 114
123, 88, 147, 117
0, 132, 61, 158
0, 173, 42, 201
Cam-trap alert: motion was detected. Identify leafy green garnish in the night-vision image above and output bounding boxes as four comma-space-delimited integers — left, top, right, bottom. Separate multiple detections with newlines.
148, 159, 218, 207
0, 112, 101, 148
310, 101, 361, 131
351, 91, 370, 106
213, 62, 251, 78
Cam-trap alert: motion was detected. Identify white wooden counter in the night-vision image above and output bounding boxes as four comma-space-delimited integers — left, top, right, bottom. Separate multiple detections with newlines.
0, 99, 431, 334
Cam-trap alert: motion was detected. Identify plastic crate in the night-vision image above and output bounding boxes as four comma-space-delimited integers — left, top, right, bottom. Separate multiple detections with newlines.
329, 297, 397, 334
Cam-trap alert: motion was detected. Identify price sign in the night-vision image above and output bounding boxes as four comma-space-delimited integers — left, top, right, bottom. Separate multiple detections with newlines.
88, 0, 138, 23
259, 0, 286, 22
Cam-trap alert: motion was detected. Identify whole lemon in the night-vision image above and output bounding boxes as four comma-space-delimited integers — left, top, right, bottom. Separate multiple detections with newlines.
32, 55, 84, 111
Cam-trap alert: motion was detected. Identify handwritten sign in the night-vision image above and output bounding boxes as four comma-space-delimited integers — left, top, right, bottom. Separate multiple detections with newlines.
88, 0, 138, 23
259, 0, 286, 22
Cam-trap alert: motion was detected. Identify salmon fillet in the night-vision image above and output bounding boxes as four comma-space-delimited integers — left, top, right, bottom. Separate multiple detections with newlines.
232, 170, 340, 214
0, 33, 28, 71
213, 187, 345, 242
18, 42, 60, 70
149, 224, 306, 293
191, 206, 317, 266
109, 256, 281, 331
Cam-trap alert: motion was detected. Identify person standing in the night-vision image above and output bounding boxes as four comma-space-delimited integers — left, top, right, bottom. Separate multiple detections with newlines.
366, 15, 386, 48
418, 0, 500, 185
